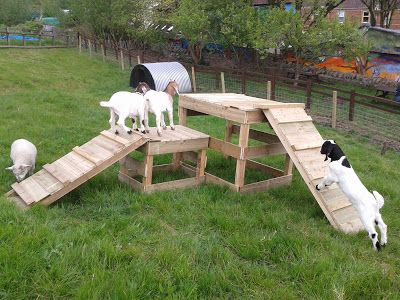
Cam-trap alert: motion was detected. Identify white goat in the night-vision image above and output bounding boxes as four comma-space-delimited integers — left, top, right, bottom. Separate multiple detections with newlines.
316, 140, 387, 251
6, 139, 37, 182
100, 91, 146, 134
136, 81, 179, 136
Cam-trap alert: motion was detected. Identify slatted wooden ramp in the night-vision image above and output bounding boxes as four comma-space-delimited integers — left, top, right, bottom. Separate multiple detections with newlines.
262, 107, 364, 233
5, 130, 148, 209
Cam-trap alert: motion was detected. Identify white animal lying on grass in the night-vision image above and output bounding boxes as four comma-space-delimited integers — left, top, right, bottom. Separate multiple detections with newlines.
316, 140, 387, 251
100, 91, 146, 135
6, 139, 37, 182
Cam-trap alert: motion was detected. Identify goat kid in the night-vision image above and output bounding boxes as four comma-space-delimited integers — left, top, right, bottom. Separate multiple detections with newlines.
316, 140, 387, 251
100, 91, 146, 135
6, 139, 37, 182
136, 81, 179, 136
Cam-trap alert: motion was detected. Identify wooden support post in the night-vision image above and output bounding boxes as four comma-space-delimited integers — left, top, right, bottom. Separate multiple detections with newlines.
179, 107, 187, 126
271, 76, 276, 100
143, 155, 153, 188
197, 149, 207, 177
284, 154, 293, 175
120, 49, 125, 70
306, 80, 312, 109
88, 39, 92, 56
332, 91, 337, 129
224, 121, 233, 159
221, 72, 226, 93
173, 107, 188, 168
241, 71, 246, 95
191, 66, 197, 93
235, 124, 250, 188
137, 55, 141, 65
349, 90, 355, 121
101, 43, 105, 61
267, 80, 271, 100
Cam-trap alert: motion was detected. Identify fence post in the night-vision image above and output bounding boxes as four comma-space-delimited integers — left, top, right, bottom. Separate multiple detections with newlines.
349, 90, 356, 121
221, 72, 226, 93
332, 91, 337, 129
137, 55, 141, 65
6, 27, 9, 45
78, 34, 82, 53
22, 33, 26, 46
51, 33, 55, 45
191, 66, 197, 93
120, 49, 125, 70
88, 39, 92, 56
267, 80, 271, 100
101, 43, 105, 61
241, 71, 246, 94
271, 76, 276, 100
305, 80, 312, 109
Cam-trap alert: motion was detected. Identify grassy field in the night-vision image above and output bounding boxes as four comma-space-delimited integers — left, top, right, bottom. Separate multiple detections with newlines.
0, 48, 400, 299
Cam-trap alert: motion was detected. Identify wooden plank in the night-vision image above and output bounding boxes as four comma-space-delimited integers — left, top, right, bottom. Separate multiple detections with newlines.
118, 172, 144, 192
278, 117, 313, 124
245, 143, 286, 159
43, 163, 71, 185
146, 138, 209, 155
64, 152, 95, 173
100, 130, 131, 146
143, 155, 153, 187
32, 170, 64, 194
235, 124, 250, 188
246, 159, 284, 177
240, 175, 292, 194
205, 172, 239, 192
268, 107, 310, 123
12, 177, 50, 205
79, 142, 114, 161
119, 156, 145, 176
182, 151, 198, 163
91, 135, 123, 153
209, 137, 241, 159
144, 177, 203, 193
232, 125, 280, 143
73, 146, 103, 165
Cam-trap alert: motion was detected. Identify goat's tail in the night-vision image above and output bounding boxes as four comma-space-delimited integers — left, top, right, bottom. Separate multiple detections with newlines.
372, 191, 384, 209
100, 101, 111, 108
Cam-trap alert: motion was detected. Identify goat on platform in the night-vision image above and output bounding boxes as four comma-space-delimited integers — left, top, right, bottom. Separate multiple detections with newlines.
136, 80, 179, 136
316, 140, 387, 251
100, 91, 146, 135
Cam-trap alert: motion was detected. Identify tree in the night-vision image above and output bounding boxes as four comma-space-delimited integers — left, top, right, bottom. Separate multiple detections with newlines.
360, 0, 400, 28
0, 0, 33, 26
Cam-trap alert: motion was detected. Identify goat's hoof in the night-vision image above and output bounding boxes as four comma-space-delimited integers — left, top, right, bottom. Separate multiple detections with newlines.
141, 130, 146, 134
316, 184, 320, 191
135, 128, 139, 131
127, 130, 133, 134
115, 130, 119, 135
157, 131, 162, 137
162, 126, 167, 130
171, 126, 175, 130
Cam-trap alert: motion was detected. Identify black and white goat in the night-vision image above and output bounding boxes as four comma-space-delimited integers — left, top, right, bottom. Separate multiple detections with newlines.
316, 140, 387, 251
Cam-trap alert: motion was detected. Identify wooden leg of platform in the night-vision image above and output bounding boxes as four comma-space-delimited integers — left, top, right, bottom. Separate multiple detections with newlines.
284, 154, 294, 176
179, 107, 187, 126
224, 121, 233, 159
235, 124, 250, 188
197, 149, 207, 178
172, 152, 183, 171
143, 155, 153, 189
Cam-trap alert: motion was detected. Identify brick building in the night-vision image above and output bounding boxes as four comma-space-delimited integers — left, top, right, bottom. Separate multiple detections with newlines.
253, 0, 400, 29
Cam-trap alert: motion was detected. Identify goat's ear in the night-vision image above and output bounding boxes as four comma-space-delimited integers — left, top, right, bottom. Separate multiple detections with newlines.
5, 166, 13, 171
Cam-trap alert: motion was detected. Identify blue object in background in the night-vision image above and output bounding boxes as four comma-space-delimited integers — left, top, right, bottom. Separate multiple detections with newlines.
0, 35, 39, 41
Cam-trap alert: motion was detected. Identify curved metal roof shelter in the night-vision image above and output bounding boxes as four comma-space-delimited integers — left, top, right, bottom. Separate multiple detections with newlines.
130, 62, 192, 93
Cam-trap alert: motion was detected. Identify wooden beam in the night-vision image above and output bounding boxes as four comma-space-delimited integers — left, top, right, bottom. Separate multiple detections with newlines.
239, 175, 292, 194
246, 159, 284, 177
209, 137, 241, 159
235, 124, 250, 188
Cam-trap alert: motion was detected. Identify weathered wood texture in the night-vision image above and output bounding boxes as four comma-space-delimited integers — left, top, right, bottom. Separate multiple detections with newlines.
263, 107, 363, 233
5, 130, 148, 208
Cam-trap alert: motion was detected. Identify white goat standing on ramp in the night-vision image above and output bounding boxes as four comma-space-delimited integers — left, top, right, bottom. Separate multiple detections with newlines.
100, 91, 146, 135
316, 140, 387, 251
6, 139, 37, 182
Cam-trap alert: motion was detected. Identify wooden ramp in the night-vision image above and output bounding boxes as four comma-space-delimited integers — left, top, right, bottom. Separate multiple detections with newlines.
263, 107, 364, 233
5, 130, 148, 209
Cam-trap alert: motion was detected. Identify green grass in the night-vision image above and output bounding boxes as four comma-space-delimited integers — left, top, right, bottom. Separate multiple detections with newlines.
1, 49, 400, 299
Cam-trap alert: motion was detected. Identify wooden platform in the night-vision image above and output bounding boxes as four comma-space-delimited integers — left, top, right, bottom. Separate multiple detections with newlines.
5, 130, 148, 209
118, 125, 209, 193
179, 93, 363, 233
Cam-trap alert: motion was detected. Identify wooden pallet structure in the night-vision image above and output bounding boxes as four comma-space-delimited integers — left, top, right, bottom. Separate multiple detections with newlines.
179, 93, 363, 233
5, 130, 148, 209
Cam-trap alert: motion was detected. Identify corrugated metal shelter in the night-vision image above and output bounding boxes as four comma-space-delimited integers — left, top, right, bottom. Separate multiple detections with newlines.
130, 62, 192, 93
